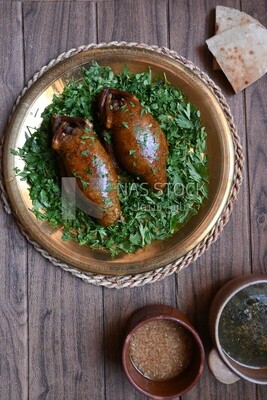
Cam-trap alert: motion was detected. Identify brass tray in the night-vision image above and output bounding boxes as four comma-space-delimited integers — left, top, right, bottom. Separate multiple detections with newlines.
2, 44, 235, 276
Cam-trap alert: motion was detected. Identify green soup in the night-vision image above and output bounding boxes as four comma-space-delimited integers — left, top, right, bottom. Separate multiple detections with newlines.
219, 283, 267, 368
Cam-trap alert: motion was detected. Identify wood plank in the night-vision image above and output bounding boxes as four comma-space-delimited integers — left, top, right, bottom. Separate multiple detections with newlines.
20, 1, 114, 2
22, 2, 105, 399
0, 2, 24, 135
23, 0, 97, 82
97, 1, 178, 399
0, 1, 264, 399
97, 0, 168, 46
20, 1, 113, 2
241, 1, 267, 275
27, 262, 105, 400
0, 3, 28, 400
240, 1, 267, 399
169, 1, 255, 399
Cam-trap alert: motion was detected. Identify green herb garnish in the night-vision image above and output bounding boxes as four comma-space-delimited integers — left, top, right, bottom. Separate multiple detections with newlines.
12, 62, 208, 256
121, 121, 129, 129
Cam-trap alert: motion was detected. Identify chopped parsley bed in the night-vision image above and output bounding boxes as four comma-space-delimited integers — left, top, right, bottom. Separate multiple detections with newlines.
12, 62, 208, 257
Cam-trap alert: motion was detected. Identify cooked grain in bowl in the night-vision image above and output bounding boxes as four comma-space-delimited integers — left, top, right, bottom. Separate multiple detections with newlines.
129, 319, 193, 381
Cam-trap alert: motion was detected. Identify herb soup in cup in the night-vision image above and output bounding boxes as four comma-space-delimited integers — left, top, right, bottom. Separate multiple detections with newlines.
209, 275, 267, 385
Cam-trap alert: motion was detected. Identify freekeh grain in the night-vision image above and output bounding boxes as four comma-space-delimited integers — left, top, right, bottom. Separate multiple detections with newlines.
129, 320, 194, 381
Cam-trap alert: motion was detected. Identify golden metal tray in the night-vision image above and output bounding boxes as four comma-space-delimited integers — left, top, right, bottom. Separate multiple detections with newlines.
2, 44, 235, 276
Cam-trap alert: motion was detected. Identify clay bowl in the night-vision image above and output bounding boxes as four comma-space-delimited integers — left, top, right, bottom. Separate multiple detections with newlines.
122, 304, 205, 399
209, 274, 267, 384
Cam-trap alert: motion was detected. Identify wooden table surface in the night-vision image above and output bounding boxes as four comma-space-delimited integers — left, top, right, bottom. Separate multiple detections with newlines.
1, 0, 267, 399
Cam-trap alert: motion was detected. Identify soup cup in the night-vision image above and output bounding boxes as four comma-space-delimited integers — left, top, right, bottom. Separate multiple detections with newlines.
209, 274, 267, 384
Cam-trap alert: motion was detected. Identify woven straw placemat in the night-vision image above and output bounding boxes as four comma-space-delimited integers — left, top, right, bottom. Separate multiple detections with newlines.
0, 42, 243, 289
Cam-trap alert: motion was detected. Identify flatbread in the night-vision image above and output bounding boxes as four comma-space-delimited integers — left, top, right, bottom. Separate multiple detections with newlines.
206, 21, 267, 93
215, 5, 262, 34
213, 6, 263, 70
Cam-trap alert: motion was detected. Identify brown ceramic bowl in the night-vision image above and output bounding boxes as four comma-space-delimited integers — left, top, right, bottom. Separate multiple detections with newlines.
209, 274, 267, 384
122, 304, 205, 399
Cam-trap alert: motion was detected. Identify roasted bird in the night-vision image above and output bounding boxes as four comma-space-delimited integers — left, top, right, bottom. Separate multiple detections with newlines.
52, 115, 121, 226
98, 88, 168, 191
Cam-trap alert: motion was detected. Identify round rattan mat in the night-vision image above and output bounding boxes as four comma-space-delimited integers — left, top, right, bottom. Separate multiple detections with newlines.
0, 42, 243, 288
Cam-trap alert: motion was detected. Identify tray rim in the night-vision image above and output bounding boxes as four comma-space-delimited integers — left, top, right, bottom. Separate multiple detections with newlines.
0, 42, 243, 287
